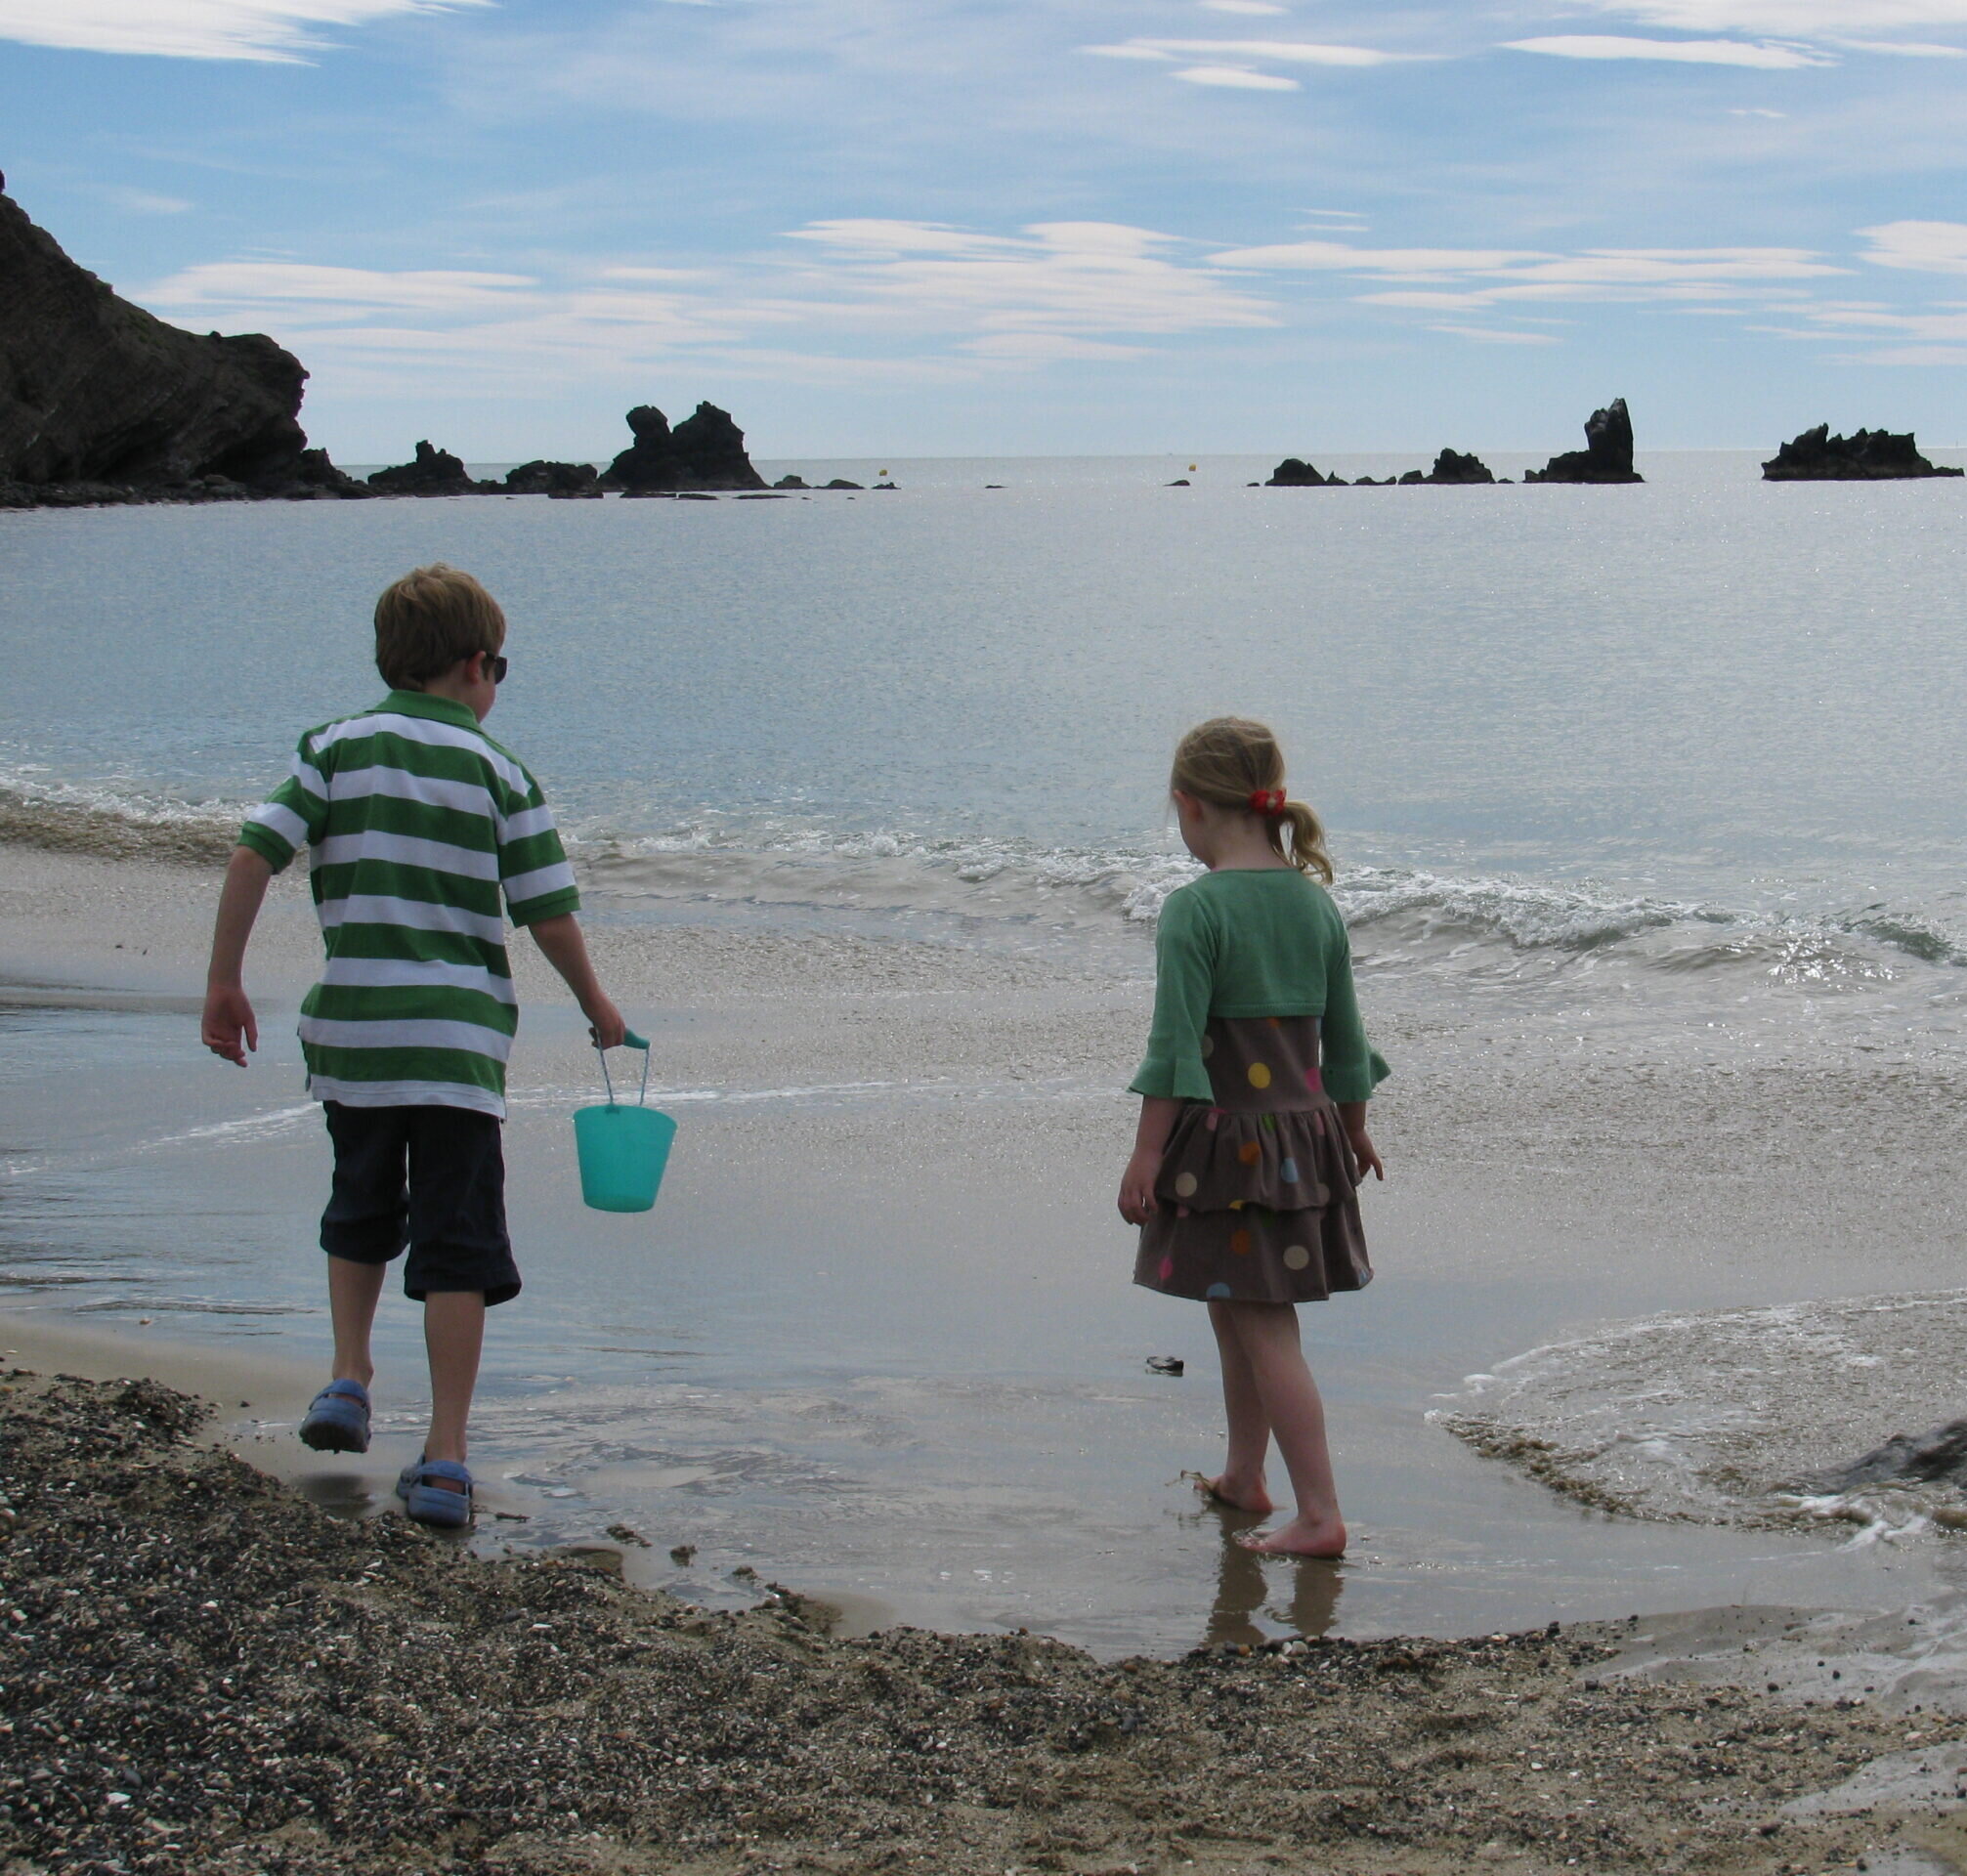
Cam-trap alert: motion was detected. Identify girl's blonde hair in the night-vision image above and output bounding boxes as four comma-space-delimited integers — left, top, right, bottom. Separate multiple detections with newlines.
1171, 716, 1334, 883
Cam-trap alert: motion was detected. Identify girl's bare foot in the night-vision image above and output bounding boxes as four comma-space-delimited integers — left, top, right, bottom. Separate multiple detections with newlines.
1193, 1470, 1273, 1515
1237, 1513, 1347, 1557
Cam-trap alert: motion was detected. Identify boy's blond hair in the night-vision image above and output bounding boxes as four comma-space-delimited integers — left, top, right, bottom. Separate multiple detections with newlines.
1171, 716, 1336, 883
374, 564, 506, 690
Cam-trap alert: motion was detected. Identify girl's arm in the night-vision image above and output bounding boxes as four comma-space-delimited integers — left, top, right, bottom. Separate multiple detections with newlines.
1338, 1101, 1385, 1182
1118, 1096, 1183, 1224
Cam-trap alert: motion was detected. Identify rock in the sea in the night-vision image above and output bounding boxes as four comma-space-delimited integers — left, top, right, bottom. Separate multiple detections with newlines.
1524, 399, 1642, 485
1265, 457, 1333, 487
773, 473, 810, 490
0, 183, 363, 504
1808, 1418, 1967, 1493
367, 441, 492, 496
1761, 424, 1963, 481
822, 478, 864, 490
503, 458, 599, 495
1424, 448, 1497, 485
601, 403, 767, 492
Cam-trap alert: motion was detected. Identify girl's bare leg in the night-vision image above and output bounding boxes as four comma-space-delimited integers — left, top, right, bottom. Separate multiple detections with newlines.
1223, 1301, 1347, 1556
1200, 1298, 1274, 1514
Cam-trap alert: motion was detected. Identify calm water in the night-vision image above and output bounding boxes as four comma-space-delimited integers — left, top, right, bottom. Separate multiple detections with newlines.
3, 453, 1965, 1651
4, 450, 1965, 1027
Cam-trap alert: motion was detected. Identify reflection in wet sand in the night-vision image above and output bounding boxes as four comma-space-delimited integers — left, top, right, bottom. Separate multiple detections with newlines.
1193, 1499, 1345, 1648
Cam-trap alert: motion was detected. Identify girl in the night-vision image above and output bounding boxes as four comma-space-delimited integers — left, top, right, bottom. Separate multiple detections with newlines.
1119, 718, 1387, 1557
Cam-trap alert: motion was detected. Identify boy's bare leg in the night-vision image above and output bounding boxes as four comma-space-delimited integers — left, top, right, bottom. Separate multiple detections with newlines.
1200, 1298, 1274, 1514
421, 1291, 486, 1490
1224, 1301, 1347, 1557
326, 1256, 386, 1389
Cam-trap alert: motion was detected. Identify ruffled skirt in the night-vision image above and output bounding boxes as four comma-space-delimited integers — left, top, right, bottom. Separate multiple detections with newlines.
1133, 1015, 1372, 1305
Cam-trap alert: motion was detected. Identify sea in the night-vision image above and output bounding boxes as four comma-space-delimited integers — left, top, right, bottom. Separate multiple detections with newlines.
2, 449, 1965, 1654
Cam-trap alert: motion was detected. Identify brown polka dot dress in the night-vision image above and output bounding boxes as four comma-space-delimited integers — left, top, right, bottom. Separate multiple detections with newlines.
1128, 867, 1385, 1307
1134, 1015, 1371, 1304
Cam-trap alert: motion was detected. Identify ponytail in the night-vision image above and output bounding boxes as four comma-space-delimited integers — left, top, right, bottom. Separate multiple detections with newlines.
1170, 716, 1335, 882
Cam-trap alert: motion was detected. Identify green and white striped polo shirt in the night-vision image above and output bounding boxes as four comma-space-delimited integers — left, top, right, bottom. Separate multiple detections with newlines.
238, 690, 580, 1118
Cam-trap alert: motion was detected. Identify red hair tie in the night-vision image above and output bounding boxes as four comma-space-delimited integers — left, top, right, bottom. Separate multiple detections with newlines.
1249, 789, 1287, 818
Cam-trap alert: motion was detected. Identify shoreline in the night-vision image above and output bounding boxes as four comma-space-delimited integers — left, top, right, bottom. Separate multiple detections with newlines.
6, 1365, 1966, 1875
7, 837, 1967, 1651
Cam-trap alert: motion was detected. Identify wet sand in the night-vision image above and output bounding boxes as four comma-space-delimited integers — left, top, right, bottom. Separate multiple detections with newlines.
8, 1366, 1967, 1876
8, 842, 1967, 1736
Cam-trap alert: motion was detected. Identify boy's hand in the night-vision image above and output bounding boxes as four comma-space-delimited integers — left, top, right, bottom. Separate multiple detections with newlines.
1118, 1148, 1162, 1226
584, 996, 626, 1051
202, 984, 258, 1067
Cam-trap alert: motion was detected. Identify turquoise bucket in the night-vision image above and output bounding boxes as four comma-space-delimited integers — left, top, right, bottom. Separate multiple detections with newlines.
575, 1032, 675, 1214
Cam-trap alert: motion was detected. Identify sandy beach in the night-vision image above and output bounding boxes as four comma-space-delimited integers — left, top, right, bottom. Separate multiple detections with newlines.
8, 1364, 1967, 1876
6, 833, 1967, 1868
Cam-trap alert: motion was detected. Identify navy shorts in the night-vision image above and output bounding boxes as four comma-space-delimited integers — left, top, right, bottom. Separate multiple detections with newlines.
320, 1102, 521, 1305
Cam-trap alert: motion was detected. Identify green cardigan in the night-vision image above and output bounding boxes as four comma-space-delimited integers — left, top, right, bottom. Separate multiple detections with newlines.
1130, 869, 1390, 1106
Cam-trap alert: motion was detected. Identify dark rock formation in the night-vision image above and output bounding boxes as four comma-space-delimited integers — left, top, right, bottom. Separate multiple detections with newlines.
1808, 1418, 1967, 1493
874, 481, 898, 490
1762, 424, 1962, 482
822, 478, 864, 490
0, 183, 364, 506
503, 459, 598, 496
1398, 469, 1425, 486
600, 403, 766, 492
1424, 448, 1497, 485
1525, 399, 1641, 484
773, 474, 810, 490
1266, 457, 1337, 487
367, 442, 491, 497
1166, 478, 1191, 487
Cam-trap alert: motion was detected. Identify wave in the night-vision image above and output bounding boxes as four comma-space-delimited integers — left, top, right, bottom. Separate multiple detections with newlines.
0, 772, 240, 864
1432, 1292, 1967, 1544
5, 771, 1961, 984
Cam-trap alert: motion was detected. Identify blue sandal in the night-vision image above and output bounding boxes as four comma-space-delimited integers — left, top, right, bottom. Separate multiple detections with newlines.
396, 1456, 473, 1528
298, 1380, 371, 1454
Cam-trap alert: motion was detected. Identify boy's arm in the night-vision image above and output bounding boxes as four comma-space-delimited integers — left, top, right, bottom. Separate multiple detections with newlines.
202, 846, 275, 1066
528, 914, 626, 1049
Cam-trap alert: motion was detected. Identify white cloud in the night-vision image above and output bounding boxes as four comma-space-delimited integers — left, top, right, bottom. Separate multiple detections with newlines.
1213, 239, 1551, 275
98, 187, 194, 214
0, 0, 484, 64
137, 221, 1278, 390
1199, 0, 1289, 12
1824, 34, 1967, 49
1175, 63, 1301, 87
1213, 237, 1847, 319
1729, 104, 1790, 112
962, 333, 1150, 360
1097, 36, 1405, 65
1504, 35, 1835, 65
1429, 323, 1562, 344
150, 262, 538, 314
1858, 219, 1967, 272
1568, 0, 1967, 30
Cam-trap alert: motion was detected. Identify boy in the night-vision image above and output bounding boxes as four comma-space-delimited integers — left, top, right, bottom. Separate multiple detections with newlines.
201, 563, 623, 1526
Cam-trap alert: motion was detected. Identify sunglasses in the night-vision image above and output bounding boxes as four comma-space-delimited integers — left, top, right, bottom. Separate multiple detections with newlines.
487, 654, 509, 684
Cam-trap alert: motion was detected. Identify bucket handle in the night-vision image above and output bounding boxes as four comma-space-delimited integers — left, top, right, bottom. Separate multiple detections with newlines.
595, 1030, 652, 1108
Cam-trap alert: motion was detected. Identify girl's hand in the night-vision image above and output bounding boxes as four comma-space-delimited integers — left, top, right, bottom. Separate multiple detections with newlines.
1347, 1125, 1385, 1182
1118, 1148, 1162, 1225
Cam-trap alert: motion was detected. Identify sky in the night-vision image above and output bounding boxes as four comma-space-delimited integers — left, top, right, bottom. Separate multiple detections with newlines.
3, 0, 1966, 460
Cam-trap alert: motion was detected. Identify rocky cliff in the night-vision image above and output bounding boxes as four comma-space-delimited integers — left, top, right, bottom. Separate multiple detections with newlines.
1524, 400, 1642, 484
1762, 424, 1962, 481
0, 179, 361, 505
601, 403, 766, 491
